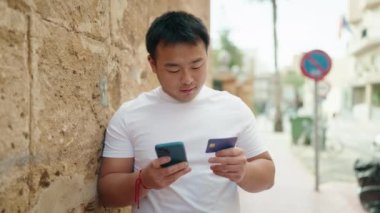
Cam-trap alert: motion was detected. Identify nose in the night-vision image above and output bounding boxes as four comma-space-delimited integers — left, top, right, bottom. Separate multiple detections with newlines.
180, 69, 193, 85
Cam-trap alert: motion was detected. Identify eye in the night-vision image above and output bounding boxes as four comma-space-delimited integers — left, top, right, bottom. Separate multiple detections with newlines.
191, 66, 201, 70
165, 66, 180, 73
191, 61, 204, 70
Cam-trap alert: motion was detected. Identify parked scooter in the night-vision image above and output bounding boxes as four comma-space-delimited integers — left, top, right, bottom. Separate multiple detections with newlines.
354, 134, 380, 213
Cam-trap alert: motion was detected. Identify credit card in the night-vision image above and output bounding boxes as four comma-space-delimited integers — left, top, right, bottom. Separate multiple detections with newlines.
205, 137, 238, 153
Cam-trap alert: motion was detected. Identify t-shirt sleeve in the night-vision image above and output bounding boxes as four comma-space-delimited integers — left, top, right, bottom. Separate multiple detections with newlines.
236, 103, 267, 159
102, 107, 134, 158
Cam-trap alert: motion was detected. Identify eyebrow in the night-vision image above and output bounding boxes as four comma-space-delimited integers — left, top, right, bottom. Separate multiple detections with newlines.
191, 58, 203, 64
164, 63, 179, 68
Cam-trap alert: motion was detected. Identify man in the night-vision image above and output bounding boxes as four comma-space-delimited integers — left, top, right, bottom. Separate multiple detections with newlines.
98, 11, 275, 213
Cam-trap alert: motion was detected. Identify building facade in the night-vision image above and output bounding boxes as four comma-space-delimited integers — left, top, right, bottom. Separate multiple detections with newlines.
347, 0, 380, 121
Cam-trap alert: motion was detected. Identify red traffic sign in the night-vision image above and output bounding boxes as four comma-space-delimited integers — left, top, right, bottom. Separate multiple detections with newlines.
300, 50, 332, 81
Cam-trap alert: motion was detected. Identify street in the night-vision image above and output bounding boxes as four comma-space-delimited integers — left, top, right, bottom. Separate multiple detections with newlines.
239, 116, 367, 213
294, 114, 380, 184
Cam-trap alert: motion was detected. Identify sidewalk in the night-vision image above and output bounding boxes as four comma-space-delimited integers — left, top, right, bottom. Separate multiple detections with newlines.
239, 118, 365, 213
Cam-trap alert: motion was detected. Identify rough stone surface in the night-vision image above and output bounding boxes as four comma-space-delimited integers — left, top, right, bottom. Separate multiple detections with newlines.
27, 15, 112, 210
0, 1, 30, 212
0, 0, 210, 212
33, 0, 109, 41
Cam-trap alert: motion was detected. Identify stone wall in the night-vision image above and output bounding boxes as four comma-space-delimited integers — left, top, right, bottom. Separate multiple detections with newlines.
0, 0, 210, 212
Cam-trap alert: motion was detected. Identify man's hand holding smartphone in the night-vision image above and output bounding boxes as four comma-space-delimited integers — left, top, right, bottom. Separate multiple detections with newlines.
140, 142, 191, 189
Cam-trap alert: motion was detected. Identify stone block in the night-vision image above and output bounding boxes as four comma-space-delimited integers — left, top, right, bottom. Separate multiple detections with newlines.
27, 17, 111, 210
0, 1, 210, 212
0, 2, 30, 212
5, 0, 33, 13
30, 175, 98, 212
32, 0, 109, 41
113, 43, 158, 104
110, 0, 152, 50
167, 0, 210, 29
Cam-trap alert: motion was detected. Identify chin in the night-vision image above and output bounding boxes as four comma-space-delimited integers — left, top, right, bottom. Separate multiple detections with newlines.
177, 93, 198, 102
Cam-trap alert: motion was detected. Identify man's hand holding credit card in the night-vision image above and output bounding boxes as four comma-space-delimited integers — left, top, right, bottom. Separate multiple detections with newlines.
207, 137, 248, 183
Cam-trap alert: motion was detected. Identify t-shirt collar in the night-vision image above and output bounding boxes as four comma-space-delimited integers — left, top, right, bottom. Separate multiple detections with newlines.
158, 86, 207, 104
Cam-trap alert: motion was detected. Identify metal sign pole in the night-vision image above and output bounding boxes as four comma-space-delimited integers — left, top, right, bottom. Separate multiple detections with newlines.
314, 80, 320, 192
300, 49, 332, 192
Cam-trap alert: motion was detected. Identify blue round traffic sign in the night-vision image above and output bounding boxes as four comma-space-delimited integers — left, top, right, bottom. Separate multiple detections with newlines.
300, 50, 332, 81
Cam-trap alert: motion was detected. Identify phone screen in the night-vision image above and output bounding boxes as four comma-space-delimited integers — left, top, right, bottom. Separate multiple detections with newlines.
155, 141, 187, 168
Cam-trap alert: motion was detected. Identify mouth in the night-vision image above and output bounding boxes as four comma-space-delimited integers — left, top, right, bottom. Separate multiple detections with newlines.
180, 87, 196, 94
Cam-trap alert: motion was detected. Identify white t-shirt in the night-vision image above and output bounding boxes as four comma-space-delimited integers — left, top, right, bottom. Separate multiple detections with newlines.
103, 86, 267, 213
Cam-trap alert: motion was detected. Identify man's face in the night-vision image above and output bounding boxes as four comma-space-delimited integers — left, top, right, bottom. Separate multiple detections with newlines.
148, 40, 208, 102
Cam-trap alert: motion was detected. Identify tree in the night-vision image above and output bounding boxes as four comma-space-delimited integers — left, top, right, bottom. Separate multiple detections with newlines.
212, 30, 243, 70
271, 0, 284, 132
249, 0, 283, 131
219, 30, 243, 69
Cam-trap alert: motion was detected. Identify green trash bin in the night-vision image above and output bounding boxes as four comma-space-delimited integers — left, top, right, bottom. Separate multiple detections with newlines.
290, 116, 313, 145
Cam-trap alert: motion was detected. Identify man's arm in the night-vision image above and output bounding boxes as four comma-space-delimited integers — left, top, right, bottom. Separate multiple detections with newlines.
98, 157, 144, 207
236, 152, 275, 192
98, 157, 191, 207
209, 149, 275, 193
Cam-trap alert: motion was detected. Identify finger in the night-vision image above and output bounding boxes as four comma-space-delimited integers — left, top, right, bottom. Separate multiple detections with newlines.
209, 156, 246, 165
211, 164, 243, 173
152, 157, 171, 168
171, 166, 192, 181
216, 147, 244, 157
162, 166, 192, 186
209, 156, 235, 165
164, 162, 189, 175
210, 166, 228, 174
208, 156, 228, 164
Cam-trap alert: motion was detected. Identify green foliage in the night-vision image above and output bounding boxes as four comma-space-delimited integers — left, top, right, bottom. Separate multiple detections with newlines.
283, 70, 305, 89
212, 49, 221, 69
219, 30, 243, 69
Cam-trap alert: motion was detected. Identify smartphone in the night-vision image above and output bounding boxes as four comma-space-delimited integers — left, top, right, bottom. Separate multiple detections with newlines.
155, 141, 188, 168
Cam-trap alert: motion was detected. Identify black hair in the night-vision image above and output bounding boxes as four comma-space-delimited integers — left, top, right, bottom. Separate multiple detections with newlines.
146, 11, 210, 59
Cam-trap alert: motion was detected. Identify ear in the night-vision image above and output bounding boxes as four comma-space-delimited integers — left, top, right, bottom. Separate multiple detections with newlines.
147, 55, 157, 74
